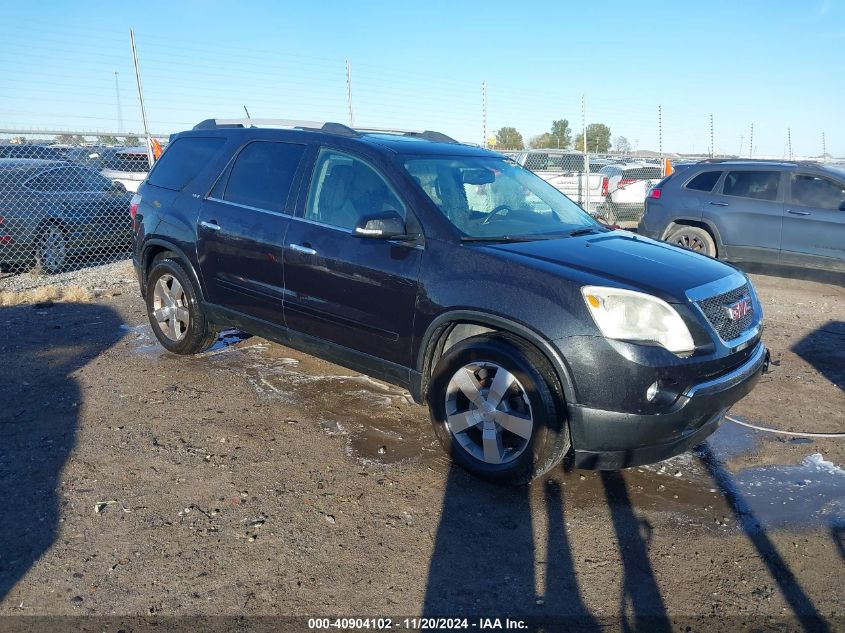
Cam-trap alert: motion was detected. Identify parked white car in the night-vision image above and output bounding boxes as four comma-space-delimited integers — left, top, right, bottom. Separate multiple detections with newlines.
514, 150, 608, 214
598, 163, 663, 226
97, 147, 150, 192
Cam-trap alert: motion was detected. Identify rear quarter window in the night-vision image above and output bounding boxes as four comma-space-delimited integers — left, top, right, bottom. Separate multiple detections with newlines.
685, 171, 723, 192
146, 137, 226, 191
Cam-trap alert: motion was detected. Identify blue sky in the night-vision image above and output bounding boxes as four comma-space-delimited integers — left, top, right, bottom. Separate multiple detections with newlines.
2, 0, 843, 156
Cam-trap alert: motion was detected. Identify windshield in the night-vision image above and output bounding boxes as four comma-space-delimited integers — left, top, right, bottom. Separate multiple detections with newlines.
404, 156, 599, 239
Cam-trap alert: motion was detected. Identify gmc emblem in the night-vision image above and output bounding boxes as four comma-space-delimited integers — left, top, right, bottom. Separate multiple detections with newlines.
725, 297, 753, 321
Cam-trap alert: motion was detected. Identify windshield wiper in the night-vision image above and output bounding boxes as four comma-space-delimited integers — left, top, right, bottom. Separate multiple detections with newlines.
568, 227, 599, 237
460, 235, 548, 243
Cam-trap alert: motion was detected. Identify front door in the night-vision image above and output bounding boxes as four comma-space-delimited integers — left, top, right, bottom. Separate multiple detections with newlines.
782, 172, 845, 271
196, 139, 307, 325
282, 148, 422, 367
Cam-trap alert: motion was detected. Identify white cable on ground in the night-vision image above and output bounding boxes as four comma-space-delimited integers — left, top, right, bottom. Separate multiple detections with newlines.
726, 415, 845, 438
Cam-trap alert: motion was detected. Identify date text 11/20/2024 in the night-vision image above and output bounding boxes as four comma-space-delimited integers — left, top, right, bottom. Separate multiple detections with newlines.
308, 617, 529, 630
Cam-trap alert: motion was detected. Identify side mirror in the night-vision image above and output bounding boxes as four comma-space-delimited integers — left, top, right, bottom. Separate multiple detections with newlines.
353, 210, 410, 240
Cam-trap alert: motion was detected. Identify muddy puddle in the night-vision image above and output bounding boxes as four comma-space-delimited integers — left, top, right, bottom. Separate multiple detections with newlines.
121, 323, 845, 532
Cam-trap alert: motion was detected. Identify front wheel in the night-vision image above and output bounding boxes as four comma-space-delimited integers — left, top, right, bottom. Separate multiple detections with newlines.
427, 334, 570, 485
667, 225, 717, 257
145, 257, 218, 355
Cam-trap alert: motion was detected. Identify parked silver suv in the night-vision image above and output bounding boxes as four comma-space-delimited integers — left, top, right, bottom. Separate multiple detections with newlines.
639, 159, 845, 273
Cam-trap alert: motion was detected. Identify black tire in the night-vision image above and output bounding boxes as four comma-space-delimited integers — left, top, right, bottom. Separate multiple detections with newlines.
145, 257, 218, 355
427, 333, 570, 485
34, 222, 68, 274
667, 225, 717, 258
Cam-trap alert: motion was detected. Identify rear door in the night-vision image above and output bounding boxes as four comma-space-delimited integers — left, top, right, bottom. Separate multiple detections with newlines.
282, 147, 422, 367
197, 140, 308, 325
703, 169, 784, 263
781, 172, 845, 271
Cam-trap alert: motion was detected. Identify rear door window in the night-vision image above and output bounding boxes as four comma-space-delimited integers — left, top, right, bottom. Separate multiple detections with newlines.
722, 171, 781, 201
147, 137, 225, 191
789, 174, 845, 209
685, 171, 723, 192
222, 141, 306, 213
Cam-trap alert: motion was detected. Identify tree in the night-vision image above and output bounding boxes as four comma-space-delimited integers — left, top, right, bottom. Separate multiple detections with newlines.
123, 134, 140, 146
614, 136, 632, 155
495, 127, 524, 150
98, 135, 119, 145
529, 133, 554, 149
550, 119, 572, 149
573, 123, 612, 153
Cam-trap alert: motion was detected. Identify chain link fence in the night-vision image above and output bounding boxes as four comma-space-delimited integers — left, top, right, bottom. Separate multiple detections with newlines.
0, 133, 163, 285
512, 149, 675, 228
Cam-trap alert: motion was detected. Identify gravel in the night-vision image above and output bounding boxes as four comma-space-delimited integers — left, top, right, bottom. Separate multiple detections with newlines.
0, 258, 137, 294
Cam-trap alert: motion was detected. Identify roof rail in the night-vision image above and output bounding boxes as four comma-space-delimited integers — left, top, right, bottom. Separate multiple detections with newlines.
193, 118, 339, 131
699, 157, 810, 165
354, 126, 459, 144
191, 119, 459, 144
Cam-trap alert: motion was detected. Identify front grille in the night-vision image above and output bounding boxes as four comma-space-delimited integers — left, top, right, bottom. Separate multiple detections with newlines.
696, 283, 756, 342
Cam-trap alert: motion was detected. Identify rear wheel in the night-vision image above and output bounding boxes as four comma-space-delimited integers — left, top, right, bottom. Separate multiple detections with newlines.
145, 257, 218, 354
667, 225, 717, 257
427, 334, 570, 485
35, 224, 68, 273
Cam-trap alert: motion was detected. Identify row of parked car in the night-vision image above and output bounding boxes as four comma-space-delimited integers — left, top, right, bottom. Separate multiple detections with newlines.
0, 143, 151, 192
514, 150, 662, 225
0, 146, 139, 272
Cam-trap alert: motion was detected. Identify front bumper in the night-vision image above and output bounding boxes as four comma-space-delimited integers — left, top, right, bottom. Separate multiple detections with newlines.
570, 342, 769, 469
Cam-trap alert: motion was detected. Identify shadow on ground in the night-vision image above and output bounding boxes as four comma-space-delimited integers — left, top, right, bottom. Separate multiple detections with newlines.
792, 320, 845, 396
423, 446, 835, 631
0, 301, 123, 602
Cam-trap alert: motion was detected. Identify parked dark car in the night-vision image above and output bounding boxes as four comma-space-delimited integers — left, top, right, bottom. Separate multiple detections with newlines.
132, 119, 768, 484
0, 143, 65, 161
0, 159, 132, 273
639, 159, 845, 273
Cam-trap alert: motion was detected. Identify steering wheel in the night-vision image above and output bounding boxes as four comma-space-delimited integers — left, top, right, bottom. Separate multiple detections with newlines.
481, 204, 514, 225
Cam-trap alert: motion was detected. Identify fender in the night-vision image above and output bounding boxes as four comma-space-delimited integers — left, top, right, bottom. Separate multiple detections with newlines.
139, 237, 206, 300
415, 309, 578, 408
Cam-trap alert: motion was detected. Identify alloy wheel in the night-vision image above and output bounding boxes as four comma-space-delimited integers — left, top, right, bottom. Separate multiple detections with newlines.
444, 361, 534, 465
152, 273, 190, 341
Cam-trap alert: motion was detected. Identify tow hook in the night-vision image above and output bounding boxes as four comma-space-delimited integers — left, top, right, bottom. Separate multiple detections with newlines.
763, 349, 771, 374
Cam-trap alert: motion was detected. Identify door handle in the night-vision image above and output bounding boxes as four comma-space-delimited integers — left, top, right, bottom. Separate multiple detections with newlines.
289, 243, 317, 255
787, 209, 811, 216
200, 220, 221, 231
708, 201, 729, 207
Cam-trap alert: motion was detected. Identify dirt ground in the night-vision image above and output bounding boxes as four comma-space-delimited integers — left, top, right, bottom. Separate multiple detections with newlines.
0, 269, 843, 632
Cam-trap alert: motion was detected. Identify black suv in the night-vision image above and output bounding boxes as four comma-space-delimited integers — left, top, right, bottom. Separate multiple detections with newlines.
639, 159, 845, 273
132, 119, 768, 484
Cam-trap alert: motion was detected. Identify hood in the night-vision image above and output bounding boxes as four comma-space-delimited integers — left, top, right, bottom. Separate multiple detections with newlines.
481, 231, 740, 302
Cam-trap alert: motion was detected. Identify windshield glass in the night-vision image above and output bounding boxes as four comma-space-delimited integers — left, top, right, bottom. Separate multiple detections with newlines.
404, 156, 598, 239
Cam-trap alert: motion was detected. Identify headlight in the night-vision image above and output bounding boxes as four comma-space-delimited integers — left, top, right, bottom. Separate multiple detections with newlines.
581, 286, 695, 354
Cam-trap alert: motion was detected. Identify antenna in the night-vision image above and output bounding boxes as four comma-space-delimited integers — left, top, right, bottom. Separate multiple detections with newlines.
787, 127, 793, 160
244, 105, 251, 119
114, 71, 124, 134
